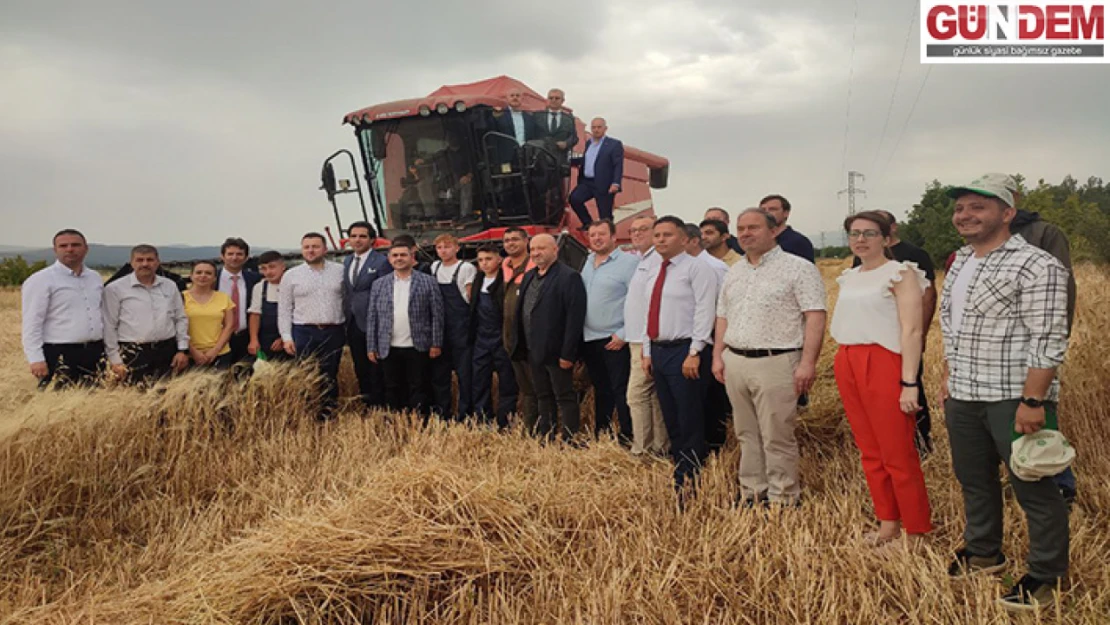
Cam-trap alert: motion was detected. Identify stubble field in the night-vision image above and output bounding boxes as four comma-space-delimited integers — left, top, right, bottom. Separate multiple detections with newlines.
0, 260, 1107, 624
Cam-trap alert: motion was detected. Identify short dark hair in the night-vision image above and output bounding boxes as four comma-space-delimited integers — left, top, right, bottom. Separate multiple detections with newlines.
392, 234, 417, 249
348, 221, 376, 238
192, 260, 218, 273
844, 210, 893, 237
131, 244, 159, 259
476, 243, 500, 256
258, 250, 284, 265
878, 210, 897, 225
53, 229, 87, 245
699, 219, 728, 236
653, 215, 686, 231
503, 226, 528, 240
683, 224, 702, 240
221, 237, 250, 256
705, 207, 730, 222
759, 194, 791, 212
301, 232, 327, 246
587, 219, 616, 235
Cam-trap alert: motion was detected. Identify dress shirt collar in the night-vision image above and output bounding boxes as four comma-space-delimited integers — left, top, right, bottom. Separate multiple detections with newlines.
744, 245, 783, 268
223, 268, 242, 278
588, 247, 623, 267
590, 135, 606, 147
128, 272, 165, 289
392, 271, 413, 283
52, 260, 90, 277
659, 251, 691, 266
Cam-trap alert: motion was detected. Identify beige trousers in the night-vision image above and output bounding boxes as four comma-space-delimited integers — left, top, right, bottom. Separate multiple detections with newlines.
627, 342, 668, 455
723, 350, 802, 503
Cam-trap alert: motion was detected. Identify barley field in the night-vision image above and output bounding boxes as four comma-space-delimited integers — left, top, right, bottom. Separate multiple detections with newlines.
0, 261, 1107, 624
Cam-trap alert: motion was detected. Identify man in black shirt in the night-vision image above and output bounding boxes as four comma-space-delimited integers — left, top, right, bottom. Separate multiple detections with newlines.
852, 210, 937, 455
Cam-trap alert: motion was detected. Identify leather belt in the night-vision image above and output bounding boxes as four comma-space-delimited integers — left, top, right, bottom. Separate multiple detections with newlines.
44, 340, 104, 349
727, 346, 800, 358
651, 338, 691, 348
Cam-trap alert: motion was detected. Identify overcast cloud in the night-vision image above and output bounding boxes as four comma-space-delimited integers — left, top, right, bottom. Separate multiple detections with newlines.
1, 0, 1107, 248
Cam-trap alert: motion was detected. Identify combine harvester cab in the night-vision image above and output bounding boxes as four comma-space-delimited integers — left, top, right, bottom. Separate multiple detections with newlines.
319, 76, 669, 268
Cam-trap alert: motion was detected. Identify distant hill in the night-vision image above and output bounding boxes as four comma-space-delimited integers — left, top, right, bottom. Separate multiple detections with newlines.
0, 245, 228, 269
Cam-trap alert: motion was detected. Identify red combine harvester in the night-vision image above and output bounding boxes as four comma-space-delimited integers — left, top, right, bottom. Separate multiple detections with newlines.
319, 76, 670, 268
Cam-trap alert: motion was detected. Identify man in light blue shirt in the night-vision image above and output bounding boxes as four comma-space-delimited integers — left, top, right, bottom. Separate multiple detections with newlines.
570, 118, 625, 228
580, 220, 639, 444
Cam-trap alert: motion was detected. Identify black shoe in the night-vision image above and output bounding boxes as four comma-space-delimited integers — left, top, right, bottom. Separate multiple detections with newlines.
998, 574, 1060, 612
948, 548, 1007, 577
737, 492, 769, 510
1060, 486, 1077, 510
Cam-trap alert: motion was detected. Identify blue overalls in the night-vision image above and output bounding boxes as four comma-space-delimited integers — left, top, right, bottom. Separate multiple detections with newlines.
471, 280, 518, 428
258, 281, 286, 360
431, 261, 474, 420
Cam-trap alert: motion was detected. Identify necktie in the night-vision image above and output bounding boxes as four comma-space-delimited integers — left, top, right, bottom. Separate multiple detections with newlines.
646, 259, 670, 340
352, 255, 362, 283
230, 275, 241, 332
550, 112, 556, 132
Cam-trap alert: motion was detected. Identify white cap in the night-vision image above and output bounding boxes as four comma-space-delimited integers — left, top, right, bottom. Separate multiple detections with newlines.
947, 173, 1016, 208
1010, 430, 1076, 482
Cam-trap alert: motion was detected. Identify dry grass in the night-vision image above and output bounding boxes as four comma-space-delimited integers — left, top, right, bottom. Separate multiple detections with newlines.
0, 261, 1107, 624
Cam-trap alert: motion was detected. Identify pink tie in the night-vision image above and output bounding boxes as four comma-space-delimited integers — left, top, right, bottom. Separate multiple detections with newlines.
230, 275, 241, 332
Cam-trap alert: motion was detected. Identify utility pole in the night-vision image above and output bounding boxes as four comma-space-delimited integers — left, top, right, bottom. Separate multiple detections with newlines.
838, 170, 867, 216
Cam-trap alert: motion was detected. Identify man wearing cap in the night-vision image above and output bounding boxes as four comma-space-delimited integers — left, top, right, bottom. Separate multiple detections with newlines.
941, 175, 1070, 611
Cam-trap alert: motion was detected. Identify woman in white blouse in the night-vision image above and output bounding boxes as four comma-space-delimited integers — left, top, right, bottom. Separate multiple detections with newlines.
831, 211, 932, 546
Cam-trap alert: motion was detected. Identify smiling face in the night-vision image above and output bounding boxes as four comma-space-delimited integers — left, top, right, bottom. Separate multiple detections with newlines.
190, 262, 217, 288
221, 245, 247, 272
629, 216, 655, 252
587, 223, 616, 254
53, 233, 88, 268
301, 237, 327, 264
388, 246, 414, 271
502, 231, 527, 258
652, 221, 686, 259
952, 193, 1014, 244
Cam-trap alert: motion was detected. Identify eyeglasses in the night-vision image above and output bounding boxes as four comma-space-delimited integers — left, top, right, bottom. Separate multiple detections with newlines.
848, 230, 882, 240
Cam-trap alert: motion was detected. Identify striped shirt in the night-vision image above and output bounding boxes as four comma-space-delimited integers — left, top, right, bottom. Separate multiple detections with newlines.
941, 234, 1069, 402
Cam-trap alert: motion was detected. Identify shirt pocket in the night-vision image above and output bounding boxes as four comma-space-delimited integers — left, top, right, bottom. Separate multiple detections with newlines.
971, 276, 1017, 318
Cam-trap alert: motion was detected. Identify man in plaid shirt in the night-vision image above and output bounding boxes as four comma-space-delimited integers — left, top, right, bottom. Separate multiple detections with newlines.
939, 175, 1070, 612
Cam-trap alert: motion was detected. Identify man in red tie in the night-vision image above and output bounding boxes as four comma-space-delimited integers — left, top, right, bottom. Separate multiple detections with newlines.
640, 216, 718, 493
216, 237, 261, 364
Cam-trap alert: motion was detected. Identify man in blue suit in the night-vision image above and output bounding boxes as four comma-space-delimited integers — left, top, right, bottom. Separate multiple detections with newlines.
569, 117, 624, 228
215, 237, 262, 364
343, 222, 391, 409
366, 241, 444, 416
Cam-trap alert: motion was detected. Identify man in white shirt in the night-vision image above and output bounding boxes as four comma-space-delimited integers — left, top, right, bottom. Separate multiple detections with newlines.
429, 233, 478, 420
278, 232, 347, 420
102, 244, 190, 385
683, 224, 730, 454
641, 216, 717, 492
21, 229, 105, 388
624, 214, 668, 456
712, 209, 827, 508
215, 237, 261, 364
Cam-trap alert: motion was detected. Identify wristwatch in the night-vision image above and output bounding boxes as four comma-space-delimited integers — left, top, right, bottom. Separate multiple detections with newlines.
1020, 396, 1044, 408
688, 349, 700, 358
900, 380, 920, 388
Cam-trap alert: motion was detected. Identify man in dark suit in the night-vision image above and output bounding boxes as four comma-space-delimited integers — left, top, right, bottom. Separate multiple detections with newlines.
215, 237, 262, 363
343, 222, 391, 409
532, 88, 578, 170
366, 241, 444, 415
509, 234, 587, 441
569, 117, 624, 228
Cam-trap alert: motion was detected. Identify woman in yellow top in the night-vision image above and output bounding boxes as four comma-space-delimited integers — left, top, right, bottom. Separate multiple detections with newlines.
184, 261, 236, 369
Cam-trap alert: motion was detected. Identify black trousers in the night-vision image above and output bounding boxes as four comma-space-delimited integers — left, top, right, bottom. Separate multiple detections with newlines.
431, 330, 473, 420
705, 379, 730, 452
346, 320, 386, 407
41, 341, 104, 388
580, 339, 632, 444
382, 347, 432, 415
530, 361, 580, 441
913, 358, 933, 454
569, 178, 615, 224
651, 342, 711, 489
119, 339, 177, 385
227, 330, 251, 363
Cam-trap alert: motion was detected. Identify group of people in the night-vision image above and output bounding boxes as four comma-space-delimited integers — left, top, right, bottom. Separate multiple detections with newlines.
21, 173, 1075, 612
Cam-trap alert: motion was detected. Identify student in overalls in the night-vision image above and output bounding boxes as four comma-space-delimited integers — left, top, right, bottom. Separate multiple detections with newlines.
429, 234, 478, 420
247, 251, 288, 361
469, 244, 518, 428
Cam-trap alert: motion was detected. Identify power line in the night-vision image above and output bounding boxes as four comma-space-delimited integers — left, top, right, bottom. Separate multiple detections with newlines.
869, 1, 920, 176
840, 0, 860, 180
877, 65, 933, 186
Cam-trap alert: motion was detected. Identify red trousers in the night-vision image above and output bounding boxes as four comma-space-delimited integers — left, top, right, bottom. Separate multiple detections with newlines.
835, 344, 932, 534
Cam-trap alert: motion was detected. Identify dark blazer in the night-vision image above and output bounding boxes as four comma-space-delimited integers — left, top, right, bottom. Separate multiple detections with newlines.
467, 271, 506, 346
508, 261, 587, 366
366, 272, 444, 360
342, 251, 392, 332
489, 108, 535, 164
215, 267, 262, 312
574, 136, 624, 191
532, 109, 578, 150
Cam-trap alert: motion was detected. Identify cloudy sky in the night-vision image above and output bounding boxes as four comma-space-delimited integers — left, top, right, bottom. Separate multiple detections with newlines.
2, 0, 1106, 249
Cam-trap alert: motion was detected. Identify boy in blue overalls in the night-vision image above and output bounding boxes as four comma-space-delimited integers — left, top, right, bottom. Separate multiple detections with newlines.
247, 251, 289, 361
469, 244, 518, 428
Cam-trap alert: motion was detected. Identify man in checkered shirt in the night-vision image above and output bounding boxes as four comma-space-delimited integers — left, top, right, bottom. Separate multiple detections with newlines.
939, 175, 1071, 612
